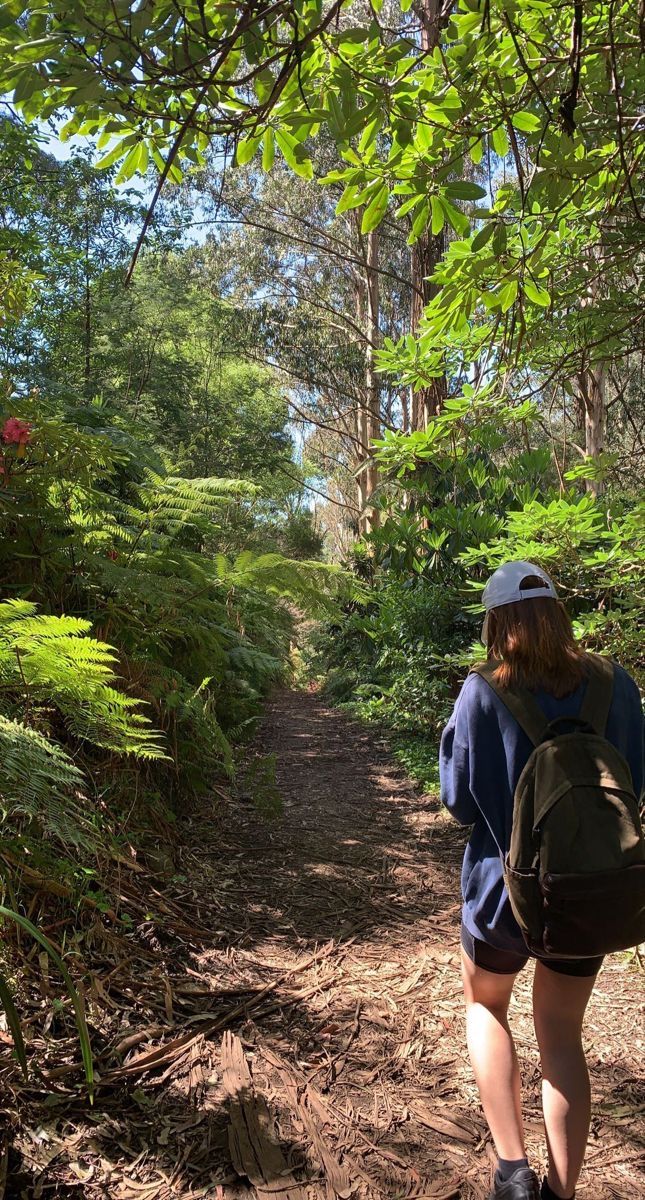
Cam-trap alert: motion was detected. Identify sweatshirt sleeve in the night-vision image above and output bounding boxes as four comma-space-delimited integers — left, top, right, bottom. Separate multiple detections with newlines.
440, 680, 478, 826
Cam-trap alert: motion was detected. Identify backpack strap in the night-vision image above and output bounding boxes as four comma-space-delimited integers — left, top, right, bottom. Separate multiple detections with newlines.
471, 661, 549, 747
578, 653, 614, 735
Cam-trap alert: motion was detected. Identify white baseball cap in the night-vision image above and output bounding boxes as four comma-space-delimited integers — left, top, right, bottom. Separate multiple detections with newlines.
481, 561, 558, 642
482, 560, 558, 611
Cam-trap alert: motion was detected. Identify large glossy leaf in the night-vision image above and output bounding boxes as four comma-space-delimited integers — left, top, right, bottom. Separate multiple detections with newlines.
361, 182, 389, 233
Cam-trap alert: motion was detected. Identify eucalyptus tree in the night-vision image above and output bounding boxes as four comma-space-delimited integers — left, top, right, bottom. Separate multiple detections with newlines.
194, 152, 412, 529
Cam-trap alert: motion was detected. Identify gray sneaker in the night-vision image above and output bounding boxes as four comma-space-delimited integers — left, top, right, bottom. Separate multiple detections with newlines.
488, 1167, 541, 1200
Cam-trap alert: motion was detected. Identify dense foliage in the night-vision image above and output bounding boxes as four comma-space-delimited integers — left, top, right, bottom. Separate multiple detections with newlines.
0, 117, 355, 1074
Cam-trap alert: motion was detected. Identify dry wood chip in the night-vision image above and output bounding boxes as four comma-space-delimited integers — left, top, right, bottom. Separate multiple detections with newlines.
221, 1031, 307, 1198
408, 1100, 484, 1144
275, 1065, 355, 1200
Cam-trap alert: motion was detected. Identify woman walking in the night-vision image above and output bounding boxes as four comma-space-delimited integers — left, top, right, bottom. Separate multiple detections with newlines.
439, 561, 644, 1200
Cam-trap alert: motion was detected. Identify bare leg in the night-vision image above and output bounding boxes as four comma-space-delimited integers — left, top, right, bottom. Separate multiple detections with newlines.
461, 948, 526, 1159
533, 963, 597, 1198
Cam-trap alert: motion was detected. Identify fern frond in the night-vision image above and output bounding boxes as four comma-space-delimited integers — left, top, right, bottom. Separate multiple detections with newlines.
0, 605, 166, 760
0, 600, 38, 624
0, 716, 103, 851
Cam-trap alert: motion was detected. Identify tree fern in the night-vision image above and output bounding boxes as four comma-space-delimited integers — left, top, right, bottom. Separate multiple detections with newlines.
214, 551, 358, 615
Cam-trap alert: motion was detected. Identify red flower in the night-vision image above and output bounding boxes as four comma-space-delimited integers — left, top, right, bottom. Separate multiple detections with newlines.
2, 417, 32, 446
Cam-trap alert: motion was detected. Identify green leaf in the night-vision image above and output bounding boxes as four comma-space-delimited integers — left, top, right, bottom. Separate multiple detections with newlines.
359, 114, 381, 154
12, 35, 61, 63
493, 222, 508, 253
430, 195, 445, 235
115, 143, 140, 183
340, 26, 370, 44
470, 137, 484, 166
236, 133, 262, 166
361, 182, 389, 233
95, 139, 131, 171
12, 68, 36, 105
492, 125, 509, 157
524, 280, 551, 307
336, 182, 365, 214
439, 197, 470, 236
513, 111, 541, 134
254, 68, 275, 104
0, 3, 24, 32
408, 201, 430, 242
115, 141, 149, 183
275, 129, 313, 179
395, 194, 424, 218
444, 181, 487, 201
472, 222, 495, 251
499, 280, 518, 311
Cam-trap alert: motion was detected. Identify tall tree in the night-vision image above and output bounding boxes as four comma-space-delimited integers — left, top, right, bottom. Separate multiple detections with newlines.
357, 227, 381, 532
408, 0, 452, 430
192, 157, 410, 525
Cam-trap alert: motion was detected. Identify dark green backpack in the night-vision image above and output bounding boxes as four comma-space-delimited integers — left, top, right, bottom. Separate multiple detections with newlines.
473, 654, 645, 959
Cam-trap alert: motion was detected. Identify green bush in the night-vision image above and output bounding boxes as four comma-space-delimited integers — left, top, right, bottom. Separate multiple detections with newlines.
312, 403, 643, 777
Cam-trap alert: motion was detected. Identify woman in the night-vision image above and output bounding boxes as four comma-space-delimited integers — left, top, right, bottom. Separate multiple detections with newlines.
439, 560, 644, 1200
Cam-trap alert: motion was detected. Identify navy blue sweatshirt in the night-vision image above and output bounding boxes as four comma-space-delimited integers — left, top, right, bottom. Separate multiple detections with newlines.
440, 661, 644, 955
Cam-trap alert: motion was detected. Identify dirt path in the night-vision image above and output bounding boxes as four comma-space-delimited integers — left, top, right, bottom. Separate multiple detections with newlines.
3, 690, 643, 1199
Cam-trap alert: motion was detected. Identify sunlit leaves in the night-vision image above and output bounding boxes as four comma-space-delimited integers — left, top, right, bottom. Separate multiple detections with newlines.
236, 133, 262, 166
491, 125, 510, 157
361, 182, 389, 233
444, 182, 487, 201
261, 127, 275, 170
512, 111, 542, 134
275, 128, 313, 179
524, 280, 551, 307
1, 0, 642, 413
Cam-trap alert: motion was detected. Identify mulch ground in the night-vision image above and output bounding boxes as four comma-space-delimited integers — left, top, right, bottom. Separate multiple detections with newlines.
1, 688, 643, 1199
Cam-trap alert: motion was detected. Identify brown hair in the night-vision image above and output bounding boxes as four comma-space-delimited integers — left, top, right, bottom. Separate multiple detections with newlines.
485, 576, 587, 696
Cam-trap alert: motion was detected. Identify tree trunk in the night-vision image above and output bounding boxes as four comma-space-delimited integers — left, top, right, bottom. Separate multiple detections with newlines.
410, 230, 447, 428
84, 212, 92, 394
409, 0, 452, 430
576, 362, 606, 497
354, 223, 381, 536
354, 248, 368, 531
363, 228, 380, 533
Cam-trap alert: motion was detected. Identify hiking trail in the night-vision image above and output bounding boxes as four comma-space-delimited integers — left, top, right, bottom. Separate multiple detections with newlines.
4, 690, 643, 1199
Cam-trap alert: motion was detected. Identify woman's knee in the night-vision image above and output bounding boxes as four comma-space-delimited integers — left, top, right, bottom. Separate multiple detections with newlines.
461, 949, 517, 1013
533, 962, 596, 1047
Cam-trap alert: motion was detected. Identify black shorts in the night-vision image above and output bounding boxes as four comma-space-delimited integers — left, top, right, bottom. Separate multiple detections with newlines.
461, 923, 603, 978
